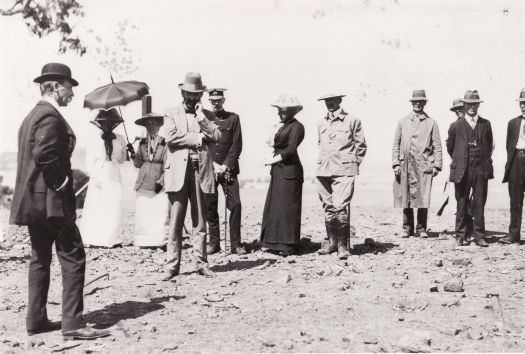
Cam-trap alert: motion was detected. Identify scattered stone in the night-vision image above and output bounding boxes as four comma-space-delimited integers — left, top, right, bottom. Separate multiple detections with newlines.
452, 257, 472, 267
204, 295, 224, 303
444, 279, 464, 292
162, 344, 178, 351
258, 260, 271, 270
342, 337, 350, 343
392, 282, 403, 288
277, 273, 292, 285
435, 259, 443, 267
298, 293, 306, 298
395, 331, 432, 352
363, 336, 378, 345
430, 285, 439, 292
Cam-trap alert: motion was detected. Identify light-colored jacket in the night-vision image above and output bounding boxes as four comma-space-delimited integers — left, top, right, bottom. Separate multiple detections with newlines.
163, 105, 221, 193
133, 136, 167, 191
316, 109, 367, 177
392, 111, 442, 208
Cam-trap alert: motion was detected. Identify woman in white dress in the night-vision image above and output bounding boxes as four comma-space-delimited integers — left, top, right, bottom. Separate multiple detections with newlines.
133, 98, 168, 248
80, 108, 128, 248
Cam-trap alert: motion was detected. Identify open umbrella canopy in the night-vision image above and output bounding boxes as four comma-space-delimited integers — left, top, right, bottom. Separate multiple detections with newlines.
83, 80, 149, 110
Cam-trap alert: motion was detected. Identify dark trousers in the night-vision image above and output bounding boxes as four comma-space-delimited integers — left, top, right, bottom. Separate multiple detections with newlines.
166, 161, 208, 273
454, 159, 488, 240
206, 176, 242, 247
403, 208, 427, 234
508, 151, 525, 241
27, 218, 86, 332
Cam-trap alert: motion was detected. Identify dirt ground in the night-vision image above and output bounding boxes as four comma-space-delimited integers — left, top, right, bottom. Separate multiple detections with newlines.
0, 186, 524, 353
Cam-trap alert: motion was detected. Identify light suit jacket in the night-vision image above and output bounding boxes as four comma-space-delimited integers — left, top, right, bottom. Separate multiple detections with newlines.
164, 105, 221, 193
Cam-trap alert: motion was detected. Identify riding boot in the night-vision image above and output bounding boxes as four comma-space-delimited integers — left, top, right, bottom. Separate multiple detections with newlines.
319, 223, 337, 255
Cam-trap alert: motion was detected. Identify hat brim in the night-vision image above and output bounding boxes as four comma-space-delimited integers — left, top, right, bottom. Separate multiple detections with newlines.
409, 98, 428, 102
178, 83, 206, 93
461, 99, 483, 103
271, 104, 303, 112
135, 114, 164, 127
317, 94, 345, 101
34, 73, 79, 86
209, 96, 224, 100
450, 105, 464, 111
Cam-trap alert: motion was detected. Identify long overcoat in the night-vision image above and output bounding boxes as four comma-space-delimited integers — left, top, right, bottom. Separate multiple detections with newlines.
392, 111, 442, 208
10, 100, 76, 225
163, 105, 221, 194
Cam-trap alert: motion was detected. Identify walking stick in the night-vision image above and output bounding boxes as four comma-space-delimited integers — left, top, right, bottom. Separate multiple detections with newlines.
191, 154, 206, 256
347, 203, 351, 252
224, 172, 230, 256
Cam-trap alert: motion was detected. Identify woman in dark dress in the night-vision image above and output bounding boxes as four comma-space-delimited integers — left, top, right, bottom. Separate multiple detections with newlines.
261, 94, 305, 256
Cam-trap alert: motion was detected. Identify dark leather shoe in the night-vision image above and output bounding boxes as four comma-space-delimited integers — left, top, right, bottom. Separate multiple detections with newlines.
207, 244, 221, 255
401, 231, 411, 238
455, 238, 465, 246
161, 270, 178, 281
499, 235, 516, 244
474, 238, 489, 247
197, 267, 216, 278
27, 320, 61, 336
63, 327, 110, 340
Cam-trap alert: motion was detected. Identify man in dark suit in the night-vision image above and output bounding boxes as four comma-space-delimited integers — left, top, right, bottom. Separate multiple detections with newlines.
446, 90, 493, 247
205, 88, 245, 255
500, 88, 525, 244
9, 63, 109, 339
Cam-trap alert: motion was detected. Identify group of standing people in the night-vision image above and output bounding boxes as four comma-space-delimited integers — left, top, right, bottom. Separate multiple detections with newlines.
7, 61, 525, 340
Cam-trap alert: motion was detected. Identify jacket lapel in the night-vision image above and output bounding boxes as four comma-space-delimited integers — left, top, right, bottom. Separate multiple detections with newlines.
511, 117, 522, 148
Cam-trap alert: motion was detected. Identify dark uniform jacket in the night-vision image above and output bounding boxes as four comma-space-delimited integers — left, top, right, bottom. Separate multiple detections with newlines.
446, 116, 494, 184
503, 116, 523, 183
10, 100, 76, 225
208, 110, 242, 175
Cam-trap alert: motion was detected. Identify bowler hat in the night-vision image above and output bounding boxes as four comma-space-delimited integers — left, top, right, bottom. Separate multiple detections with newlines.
271, 94, 303, 112
178, 72, 206, 93
317, 94, 346, 101
135, 95, 164, 127
409, 89, 428, 102
461, 90, 483, 103
450, 98, 464, 112
33, 62, 79, 86
515, 88, 525, 102
207, 88, 227, 99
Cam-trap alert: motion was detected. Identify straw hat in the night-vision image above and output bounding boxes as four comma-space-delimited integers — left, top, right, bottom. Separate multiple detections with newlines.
270, 94, 303, 112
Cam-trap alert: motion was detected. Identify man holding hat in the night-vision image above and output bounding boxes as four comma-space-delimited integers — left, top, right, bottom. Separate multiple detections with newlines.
205, 88, 245, 255
316, 94, 367, 259
9, 63, 109, 339
447, 90, 494, 247
500, 88, 525, 244
392, 90, 442, 238
162, 72, 221, 280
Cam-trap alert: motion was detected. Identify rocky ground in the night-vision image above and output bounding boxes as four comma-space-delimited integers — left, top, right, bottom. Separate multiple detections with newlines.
0, 188, 524, 353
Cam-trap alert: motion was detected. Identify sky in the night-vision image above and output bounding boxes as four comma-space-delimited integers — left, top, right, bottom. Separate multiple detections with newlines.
1, 0, 525, 199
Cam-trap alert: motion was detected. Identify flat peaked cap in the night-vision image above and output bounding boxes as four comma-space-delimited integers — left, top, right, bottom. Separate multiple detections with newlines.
271, 93, 303, 112
409, 89, 428, 102
135, 95, 164, 127
450, 98, 464, 111
34, 62, 79, 86
461, 90, 483, 103
207, 88, 227, 99
179, 72, 206, 92
317, 94, 346, 101
516, 88, 525, 102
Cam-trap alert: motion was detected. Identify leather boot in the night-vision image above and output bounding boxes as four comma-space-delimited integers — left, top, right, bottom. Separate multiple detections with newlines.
336, 225, 350, 260
319, 223, 337, 255
230, 237, 246, 255
206, 225, 221, 255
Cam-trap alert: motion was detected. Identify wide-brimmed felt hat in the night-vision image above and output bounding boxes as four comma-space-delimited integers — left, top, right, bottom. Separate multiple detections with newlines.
33, 62, 79, 86
207, 88, 227, 100
178, 72, 206, 93
409, 89, 428, 102
450, 98, 464, 111
461, 90, 483, 103
90, 108, 123, 132
271, 94, 303, 112
317, 94, 346, 101
515, 88, 525, 102
135, 95, 164, 127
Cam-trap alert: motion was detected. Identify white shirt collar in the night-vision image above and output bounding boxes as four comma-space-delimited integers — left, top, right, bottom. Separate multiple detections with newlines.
42, 96, 61, 111
327, 107, 343, 120
466, 114, 478, 122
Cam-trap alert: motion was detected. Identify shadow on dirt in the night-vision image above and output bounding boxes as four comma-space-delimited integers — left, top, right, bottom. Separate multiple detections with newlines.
351, 241, 398, 255
0, 254, 31, 263
211, 258, 277, 272
83, 295, 179, 329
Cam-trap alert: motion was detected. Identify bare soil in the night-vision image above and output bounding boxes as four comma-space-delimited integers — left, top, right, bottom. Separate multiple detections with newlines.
0, 188, 524, 353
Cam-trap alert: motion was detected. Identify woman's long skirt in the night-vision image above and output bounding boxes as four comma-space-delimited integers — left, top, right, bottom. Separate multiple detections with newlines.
134, 190, 168, 247
260, 174, 303, 253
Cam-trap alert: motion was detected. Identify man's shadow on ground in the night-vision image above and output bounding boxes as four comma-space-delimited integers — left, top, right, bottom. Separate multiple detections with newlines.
83, 295, 183, 329
427, 230, 507, 244
210, 258, 277, 273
